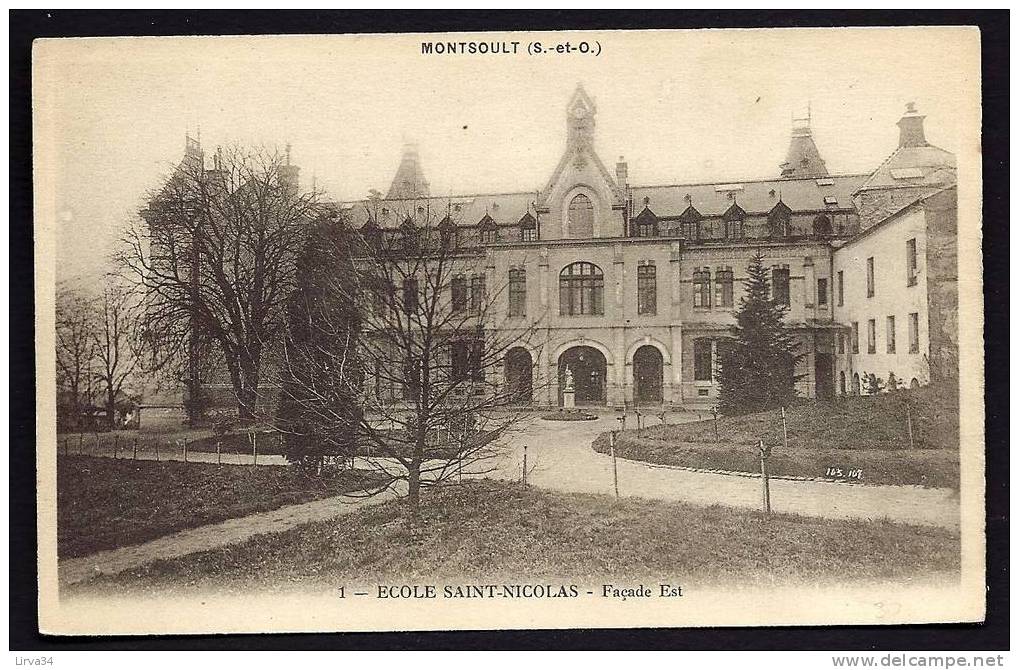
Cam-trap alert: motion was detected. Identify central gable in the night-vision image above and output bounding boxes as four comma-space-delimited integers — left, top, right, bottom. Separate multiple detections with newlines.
537, 84, 625, 240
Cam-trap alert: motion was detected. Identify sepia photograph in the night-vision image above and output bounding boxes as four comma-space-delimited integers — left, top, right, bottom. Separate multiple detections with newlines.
28, 24, 986, 637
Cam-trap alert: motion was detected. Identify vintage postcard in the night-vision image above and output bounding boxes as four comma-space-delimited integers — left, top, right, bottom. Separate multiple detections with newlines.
33, 26, 984, 635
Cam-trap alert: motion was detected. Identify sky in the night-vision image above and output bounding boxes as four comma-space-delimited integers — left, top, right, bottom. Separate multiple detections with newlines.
33, 27, 980, 284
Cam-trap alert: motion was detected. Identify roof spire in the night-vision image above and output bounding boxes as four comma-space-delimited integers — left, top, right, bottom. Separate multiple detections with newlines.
779, 107, 829, 179
386, 142, 430, 200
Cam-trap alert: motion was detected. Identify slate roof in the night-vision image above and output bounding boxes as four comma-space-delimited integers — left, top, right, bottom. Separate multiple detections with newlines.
854, 144, 956, 193
334, 172, 868, 230
338, 192, 538, 229
630, 174, 868, 219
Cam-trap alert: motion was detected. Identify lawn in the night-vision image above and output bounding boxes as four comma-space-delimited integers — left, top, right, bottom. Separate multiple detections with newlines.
594, 388, 959, 488
57, 456, 382, 558
72, 480, 960, 595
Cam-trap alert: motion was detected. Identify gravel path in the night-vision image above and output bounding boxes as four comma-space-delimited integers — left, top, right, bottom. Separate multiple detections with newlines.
58, 411, 958, 586
58, 486, 403, 587
486, 413, 960, 531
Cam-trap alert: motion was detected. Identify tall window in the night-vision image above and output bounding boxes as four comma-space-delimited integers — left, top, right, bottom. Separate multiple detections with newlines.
637, 263, 657, 315
867, 319, 876, 354
693, 339, 713, 381
817, 277, 829, 307
866, 257, 875, 297
906, 238, 918, 286
402, 278, 419, 313
693, 269, 711, 308
521, 225, 537, 242
886, 315, 896, 353
715, 268, 734, 308
451, 275, 468, 313
909, 312, 920, 353
567, 193, 594, 238
559, 262, 604, 315
470, 275, 486, 316
403, 355, 420, 400
851, 322, 860, 354
837, 332, 845, 354
772, 267, 790, 306
508, 268, 527, 317
837, 270, 844, 306
451, 338, 483, 383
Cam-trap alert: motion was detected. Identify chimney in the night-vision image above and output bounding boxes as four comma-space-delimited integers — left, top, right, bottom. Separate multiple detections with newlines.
897, 102, 928, 148
279, 143, 300, 195
615, 156, 628, 187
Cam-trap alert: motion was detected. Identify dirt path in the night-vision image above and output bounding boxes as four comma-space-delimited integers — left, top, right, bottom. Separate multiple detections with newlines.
484, 414, 960, 531
58, 486, 403, 587
59, 411, 958, 586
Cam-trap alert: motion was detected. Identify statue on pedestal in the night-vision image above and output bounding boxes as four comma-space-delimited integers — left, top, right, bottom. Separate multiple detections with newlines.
562, 365, 576, 409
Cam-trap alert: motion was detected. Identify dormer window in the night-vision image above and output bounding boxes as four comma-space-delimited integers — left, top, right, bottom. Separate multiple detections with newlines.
400, 216, 418, 253
678, 203, 702, 241
723, 202, 745, 240
479, 214, 498, 244
518, 212, 537, 242
767, 201, 792, 239
631, 201, 659, 238
438, 215, 456, 249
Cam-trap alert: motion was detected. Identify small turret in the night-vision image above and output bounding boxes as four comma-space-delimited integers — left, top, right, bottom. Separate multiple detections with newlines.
779, 110, 829, 179
386, 142, 431, 200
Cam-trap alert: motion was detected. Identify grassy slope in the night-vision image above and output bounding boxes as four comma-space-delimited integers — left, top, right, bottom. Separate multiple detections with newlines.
75, 480, 959, 594
595, 390, 959, 488
57, 456, 381, 558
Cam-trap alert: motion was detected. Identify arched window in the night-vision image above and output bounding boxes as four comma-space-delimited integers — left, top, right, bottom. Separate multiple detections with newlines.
813, 215, 833, 238
839, 371, 847, 395
567, 194, 595, 238
852, 373, 861, 396
559, 262, 604, 315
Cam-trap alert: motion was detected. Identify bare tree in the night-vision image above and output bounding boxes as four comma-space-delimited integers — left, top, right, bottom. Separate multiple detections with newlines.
121, 144, 320, 421
91, 281, 147, 429
268, 204, 549, 514
55, 283, 97, 430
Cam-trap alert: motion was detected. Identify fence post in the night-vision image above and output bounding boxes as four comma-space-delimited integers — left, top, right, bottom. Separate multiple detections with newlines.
252, 432, 258, 466
522, 445, 528, 487
758, 439, 772, 515
132, 437, 138, 460
610, 431, 620, 498
113, 434, 119, 459
906, 407, 914, 450
183, 438, 188, 463
781, 406, 789, 451
217, 440, 222, 465
712, 409, 719, 444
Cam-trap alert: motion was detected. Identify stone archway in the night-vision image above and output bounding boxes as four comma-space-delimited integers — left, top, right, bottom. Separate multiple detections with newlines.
633, 345, 664, 405
558, 346, 607, 405
504, 347, 533, 404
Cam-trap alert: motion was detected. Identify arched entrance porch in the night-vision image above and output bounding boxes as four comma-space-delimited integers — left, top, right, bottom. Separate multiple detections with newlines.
558, 346, 607, 405
633, 345, 664, 405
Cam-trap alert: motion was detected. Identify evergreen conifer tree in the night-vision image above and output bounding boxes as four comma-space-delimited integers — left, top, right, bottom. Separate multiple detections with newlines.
277, 217, 364, 472
717, 252, 804, 415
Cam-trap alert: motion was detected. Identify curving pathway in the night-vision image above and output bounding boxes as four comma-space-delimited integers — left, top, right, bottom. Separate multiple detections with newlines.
59, 411, 959, 586
485, 413, 960, 531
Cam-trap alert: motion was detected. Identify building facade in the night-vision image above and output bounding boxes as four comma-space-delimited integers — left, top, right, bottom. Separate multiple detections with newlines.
336, 85, 958, 409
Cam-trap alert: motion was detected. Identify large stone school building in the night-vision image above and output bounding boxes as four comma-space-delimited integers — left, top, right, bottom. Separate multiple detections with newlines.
334, 85, 958, 410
